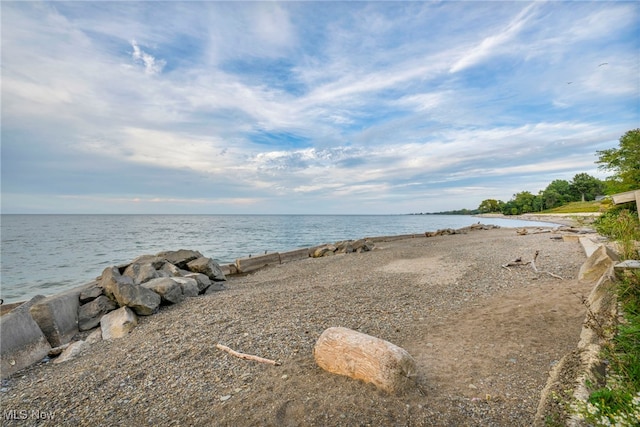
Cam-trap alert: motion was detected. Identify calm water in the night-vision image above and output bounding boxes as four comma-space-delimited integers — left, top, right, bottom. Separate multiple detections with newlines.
0, 214, 556, 303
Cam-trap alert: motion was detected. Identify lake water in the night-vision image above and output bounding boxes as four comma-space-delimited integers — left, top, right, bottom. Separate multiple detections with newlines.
0, 214, 557, 303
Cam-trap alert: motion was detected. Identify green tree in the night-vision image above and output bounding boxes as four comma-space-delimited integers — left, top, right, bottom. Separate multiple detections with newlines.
542, 179, 573, 208
512, 191, 537, 214
596, 129, 640, 193
570, 173, 604, 202
477, 199, 503, 213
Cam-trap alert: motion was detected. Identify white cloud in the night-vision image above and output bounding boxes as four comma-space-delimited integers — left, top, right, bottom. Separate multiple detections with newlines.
2, 1, 637, 214
130, 40, 166, 75
450, 3, 539, 73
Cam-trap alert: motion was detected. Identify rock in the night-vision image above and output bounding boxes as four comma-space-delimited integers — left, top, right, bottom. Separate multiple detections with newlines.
313, 327, 417, 394
313, 246, 336, 258
173, 277, 199, 297
79, 282, 103, 303
53, 340, 89, 364
101, 266, 161, 315
183, 272, 212, 293
101, 307, 138, 340
335, 241, 355, 254
48, 343, 70, 358
78, 295, 118, 331
86, 328, 102, 345
157, 249, 203, 270
142, 278, 184, 304
352, 239, 374, 253
123, 263, 159, 285
129, 254, 165, 269
114, 283, 161, 316
100, 266, 135, 301
187, 257, 226, 281
159, 262, 182, 277
204, 281, 226, 294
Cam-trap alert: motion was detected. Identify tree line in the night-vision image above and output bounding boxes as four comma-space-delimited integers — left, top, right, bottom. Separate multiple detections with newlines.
478, 128, 639, 215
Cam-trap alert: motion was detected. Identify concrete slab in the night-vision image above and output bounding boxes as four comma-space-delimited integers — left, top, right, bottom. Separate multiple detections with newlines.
279, 248, 311, 264
1, 296, 51, 379
614, 260, 640, 270
578, 236, 602, 258
29, 290, 80, 348
235, 252, 282, 274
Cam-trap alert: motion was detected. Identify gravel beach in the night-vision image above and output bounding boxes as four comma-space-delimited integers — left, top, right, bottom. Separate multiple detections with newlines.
1, 226, 593, 426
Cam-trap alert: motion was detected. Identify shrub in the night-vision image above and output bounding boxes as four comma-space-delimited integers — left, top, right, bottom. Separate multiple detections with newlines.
594, 208, 640, 260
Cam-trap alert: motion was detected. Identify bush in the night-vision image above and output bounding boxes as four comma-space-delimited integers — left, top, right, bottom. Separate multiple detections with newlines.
594, 208, 640, 260
572, 271, 640, 426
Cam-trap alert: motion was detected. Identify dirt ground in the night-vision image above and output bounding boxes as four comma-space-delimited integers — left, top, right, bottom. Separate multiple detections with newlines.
0, 227, 593, 426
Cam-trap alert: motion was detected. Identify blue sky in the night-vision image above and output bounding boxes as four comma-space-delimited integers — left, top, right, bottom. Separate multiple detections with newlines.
1, 1, 638, 214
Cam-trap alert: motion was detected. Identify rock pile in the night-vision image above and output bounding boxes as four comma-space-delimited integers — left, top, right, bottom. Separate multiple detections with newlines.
78, 249, 226, 336
424, 223, 499, 237
311, 239, 375, 258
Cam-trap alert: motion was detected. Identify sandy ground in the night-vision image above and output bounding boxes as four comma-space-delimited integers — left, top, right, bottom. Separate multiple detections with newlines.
0, 227, 593, 426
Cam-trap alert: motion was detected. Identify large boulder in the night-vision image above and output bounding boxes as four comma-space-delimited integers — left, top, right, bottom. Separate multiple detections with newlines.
142, 278, 184, 304
128, 254, 165, 269
78, 295, 117, 331
172, 277, 199, 297
314, 327, 417, 394
352, 239, 375, 253
113, 284, 161, 316
100, 266, 134, 301
123, 262, 159, 285
157, 249, 203, 270
187, 257, 226, 281
79, 281, 103, 303
158, 262, 182, 278
183, 272, 212, 293
101, 307, 138, 340
313, 246, 336, 258
100, 266, 161, 315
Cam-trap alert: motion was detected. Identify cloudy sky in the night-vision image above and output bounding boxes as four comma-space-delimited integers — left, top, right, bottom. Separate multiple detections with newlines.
1, 1, 638, 214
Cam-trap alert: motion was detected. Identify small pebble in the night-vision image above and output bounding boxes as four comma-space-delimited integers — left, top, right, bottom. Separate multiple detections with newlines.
220, 395, 232, 402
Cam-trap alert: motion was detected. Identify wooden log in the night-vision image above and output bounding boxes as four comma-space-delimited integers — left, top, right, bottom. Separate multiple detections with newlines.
313, 327, 417, 394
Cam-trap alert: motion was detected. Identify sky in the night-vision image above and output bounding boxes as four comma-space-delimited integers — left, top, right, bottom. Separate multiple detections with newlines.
1, 1, 638, 214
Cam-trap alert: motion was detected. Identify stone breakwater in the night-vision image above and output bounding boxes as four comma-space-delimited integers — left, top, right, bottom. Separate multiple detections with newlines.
0, 235, 384, 379
0, 249, 227, 379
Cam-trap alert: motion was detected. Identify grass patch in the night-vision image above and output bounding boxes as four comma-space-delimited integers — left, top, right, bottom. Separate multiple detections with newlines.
542, 201, 606, 214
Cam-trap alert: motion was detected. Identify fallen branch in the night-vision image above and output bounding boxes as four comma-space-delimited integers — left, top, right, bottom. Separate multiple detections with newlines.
543, 271, 565, 280
530, 250, 539, 273
501, 250, 563, 279
216, 343, 281, 366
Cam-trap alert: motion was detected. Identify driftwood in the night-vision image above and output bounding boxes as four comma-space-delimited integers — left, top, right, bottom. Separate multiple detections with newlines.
517, 228, 552, 236
215, 343, 281, 366
502, 251, 564, 279
313, 327, 417, 394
